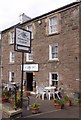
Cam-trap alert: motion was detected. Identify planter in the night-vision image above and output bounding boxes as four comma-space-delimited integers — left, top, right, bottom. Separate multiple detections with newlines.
65, 100, 71, 107
79, 102, 81, 106
54, 99, 64, 109
78, 98, 81, 106
30, 107, 40, 114
64, 96, 72, 107
30, 103, 40, 114
54, 103, 63, 109
2, 97, 9, 103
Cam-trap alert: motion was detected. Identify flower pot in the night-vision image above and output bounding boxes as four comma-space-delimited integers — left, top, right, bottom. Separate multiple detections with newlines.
54, 99, 64, 109
65, 100, 71, 107
54, 103, 64, 109
79, 102, 81, 106
2, 97, 8, 103
30, 107, 40, 114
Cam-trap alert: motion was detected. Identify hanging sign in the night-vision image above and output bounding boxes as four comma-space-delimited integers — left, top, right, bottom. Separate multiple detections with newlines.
14, 27, 31, 53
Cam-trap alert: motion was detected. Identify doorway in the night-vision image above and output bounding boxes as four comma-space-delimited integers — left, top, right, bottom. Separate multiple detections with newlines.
26, 72, 33, 91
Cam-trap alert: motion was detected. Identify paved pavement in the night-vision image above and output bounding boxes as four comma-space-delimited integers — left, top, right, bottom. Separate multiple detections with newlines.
1, 95, 80, 119
21, 96, 80, 119
0, 111, 2, 120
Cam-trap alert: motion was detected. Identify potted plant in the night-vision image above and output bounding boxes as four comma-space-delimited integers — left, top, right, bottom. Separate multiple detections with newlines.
16, 91, 21, 108
54, 99, 64, 109
78, 98, 81, 106
10, 91, 21, 109
13, 104, 17, 110
30, 103, 40, 114
2, 90, 10, 103
64, 96, 71, 106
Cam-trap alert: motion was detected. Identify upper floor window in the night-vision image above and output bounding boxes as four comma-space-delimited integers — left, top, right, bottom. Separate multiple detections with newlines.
49, 16, 58, 34
9, 71, 15, 82
49, 44, 58, 61
9, 31, 14, 44
10, 51, 15, 63
49, 72, 59, 86
27, 25, 33, 39
26, 48, 33, 62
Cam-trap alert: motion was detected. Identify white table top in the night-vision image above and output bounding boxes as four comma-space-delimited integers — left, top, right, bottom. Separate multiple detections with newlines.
30, 91, 36, 95
45, 86, 56, 90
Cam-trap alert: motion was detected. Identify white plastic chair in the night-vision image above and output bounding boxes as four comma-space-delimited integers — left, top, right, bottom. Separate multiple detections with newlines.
47, 89, 55, 100
54, 91, 61, 99
54, 87, 62, 100
36, 86, 46, 100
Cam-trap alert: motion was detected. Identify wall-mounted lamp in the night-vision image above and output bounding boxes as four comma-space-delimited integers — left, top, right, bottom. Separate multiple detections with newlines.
38, 20, 42, 25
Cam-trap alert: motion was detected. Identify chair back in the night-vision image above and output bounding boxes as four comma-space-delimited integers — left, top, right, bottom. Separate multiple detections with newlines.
37, 85, 46, 94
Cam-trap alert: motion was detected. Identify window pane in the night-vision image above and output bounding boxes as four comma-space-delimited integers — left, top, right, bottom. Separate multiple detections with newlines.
10, 52, 15, 63
52, 81, 58, 86
27, 25, 33, 39
10, 31, 14, 44
51, 45, 58, 59
29, 53, 33, 60
26, 48, 33, 61
11, 72, 14, 82
52, 74, 57, 80
12, 52, 15, 62
52, 53, 58, 58
49, 16, 58, 34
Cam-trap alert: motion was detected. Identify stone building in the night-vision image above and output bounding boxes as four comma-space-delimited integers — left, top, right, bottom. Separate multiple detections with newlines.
1, 1, 80, 96
0, 33, 2, 83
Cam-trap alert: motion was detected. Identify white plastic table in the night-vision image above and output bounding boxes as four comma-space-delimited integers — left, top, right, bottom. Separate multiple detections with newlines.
45, 86, 56, 100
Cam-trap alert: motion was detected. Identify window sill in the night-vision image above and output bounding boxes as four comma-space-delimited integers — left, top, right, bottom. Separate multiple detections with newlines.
9, 43, 14, 45
31, 37, 34, 40
26, 60, 33, 63
9, 62, 14, 65
48, 32, 60, 37
48, 59, 59, 63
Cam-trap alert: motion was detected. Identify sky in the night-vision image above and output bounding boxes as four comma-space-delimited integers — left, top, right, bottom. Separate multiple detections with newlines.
0, 0, 76, 31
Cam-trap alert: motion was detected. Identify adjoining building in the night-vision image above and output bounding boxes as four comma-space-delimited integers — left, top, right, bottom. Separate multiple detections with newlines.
0, 32, 2, 84
1, 1, 81, 97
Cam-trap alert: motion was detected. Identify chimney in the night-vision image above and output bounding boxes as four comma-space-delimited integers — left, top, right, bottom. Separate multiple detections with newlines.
76, 0, 81, 1
19, 13, 31, 24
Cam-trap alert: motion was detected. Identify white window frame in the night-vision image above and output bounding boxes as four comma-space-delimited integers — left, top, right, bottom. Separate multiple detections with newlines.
49, 72, 59, 86
9, 71, 15, 82
49, 44, 58, 61
10, 51, 15, 63
27, 25, 33, 39
26, 48, 33, 62
9, 31, 14, 44
49, 16, 58, 34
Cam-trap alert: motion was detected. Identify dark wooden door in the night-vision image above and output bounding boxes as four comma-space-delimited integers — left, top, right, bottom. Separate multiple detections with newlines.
26, 73, 33, 91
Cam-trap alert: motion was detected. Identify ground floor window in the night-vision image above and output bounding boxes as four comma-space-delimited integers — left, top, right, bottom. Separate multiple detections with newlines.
49, 72, 59, 86
9, 71, 15, 82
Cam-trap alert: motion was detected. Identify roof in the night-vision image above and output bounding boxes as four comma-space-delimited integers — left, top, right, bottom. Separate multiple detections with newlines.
1, 1, 80, 33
